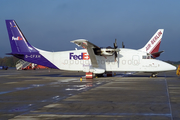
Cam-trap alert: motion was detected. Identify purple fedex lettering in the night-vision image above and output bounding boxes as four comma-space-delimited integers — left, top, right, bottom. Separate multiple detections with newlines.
70, 53, 83, 60
69, 53, 90, 60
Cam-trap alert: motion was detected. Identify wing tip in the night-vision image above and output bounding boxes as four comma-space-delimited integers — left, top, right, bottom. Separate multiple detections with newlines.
71, 39, 88, 43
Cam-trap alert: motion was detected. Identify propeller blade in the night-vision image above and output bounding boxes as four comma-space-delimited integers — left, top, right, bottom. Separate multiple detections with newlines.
115, 52, 117, 58
122, 42, 125, 48
114, 39, 118, 49
114, 51, 117, 61
117, 51, 119, 68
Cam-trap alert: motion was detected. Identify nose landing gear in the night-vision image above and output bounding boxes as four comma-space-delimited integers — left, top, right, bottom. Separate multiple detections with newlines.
150, 73, 158, 78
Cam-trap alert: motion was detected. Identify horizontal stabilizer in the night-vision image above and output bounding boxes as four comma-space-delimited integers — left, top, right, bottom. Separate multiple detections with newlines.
6, 53, 24, 56
151, 51, 164, 58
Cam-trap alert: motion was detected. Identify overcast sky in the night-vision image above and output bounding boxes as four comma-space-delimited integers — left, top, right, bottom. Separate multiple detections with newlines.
0, 0, 180, 61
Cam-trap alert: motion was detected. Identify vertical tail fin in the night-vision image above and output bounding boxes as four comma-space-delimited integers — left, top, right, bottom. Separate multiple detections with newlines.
5, 20, 58, 69
139, 29, 164, 58
6, 20, 38, 54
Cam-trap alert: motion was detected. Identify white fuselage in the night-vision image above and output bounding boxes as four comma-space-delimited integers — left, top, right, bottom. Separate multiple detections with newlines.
6, 21, 175, 75
38, 48, 176, 73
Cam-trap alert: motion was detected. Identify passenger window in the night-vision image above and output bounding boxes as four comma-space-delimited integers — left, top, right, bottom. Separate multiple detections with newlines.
143, 55, 151, 59
142, 56, 146, 59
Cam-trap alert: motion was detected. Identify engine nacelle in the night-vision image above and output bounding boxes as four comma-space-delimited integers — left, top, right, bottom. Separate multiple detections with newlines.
93, 47, 119, 56
101, 48, 115, 56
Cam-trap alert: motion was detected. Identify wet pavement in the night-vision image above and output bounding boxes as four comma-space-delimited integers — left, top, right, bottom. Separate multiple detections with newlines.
0, 69, 179, 120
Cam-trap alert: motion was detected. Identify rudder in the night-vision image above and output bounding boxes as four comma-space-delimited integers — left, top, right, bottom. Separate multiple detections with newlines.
139, 29, 164, 58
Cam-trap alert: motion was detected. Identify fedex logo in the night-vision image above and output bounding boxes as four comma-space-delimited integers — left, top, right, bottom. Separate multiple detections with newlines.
70, 53, 90, 60
12, 36, 22, 40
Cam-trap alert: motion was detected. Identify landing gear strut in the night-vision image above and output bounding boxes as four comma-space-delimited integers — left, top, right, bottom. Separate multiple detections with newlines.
96, 74, 104, 77
150, 73, 157, 78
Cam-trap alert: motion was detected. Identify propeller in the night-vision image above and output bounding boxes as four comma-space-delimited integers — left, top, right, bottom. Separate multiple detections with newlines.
113, 39, 120, 64
114, 39, 118, 49
122, 42, 125, 48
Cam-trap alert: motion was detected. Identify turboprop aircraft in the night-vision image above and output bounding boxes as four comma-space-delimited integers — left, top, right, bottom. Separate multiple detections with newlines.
6, 20, 176, 78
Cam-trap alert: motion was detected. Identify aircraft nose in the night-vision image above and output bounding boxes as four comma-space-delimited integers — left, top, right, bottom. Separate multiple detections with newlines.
159, 61, 177, 71
165, 63, 176, 71
170, 65, 177, 71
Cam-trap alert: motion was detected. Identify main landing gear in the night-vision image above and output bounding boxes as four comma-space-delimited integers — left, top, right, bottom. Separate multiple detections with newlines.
95, 72, 113, 78
85, 72, 113, 79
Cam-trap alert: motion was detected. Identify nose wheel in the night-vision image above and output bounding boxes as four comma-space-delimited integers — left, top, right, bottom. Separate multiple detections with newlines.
150, 73, 157, 78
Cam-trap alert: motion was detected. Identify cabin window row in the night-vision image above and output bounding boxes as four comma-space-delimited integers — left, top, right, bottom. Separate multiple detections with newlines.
142, 55, 151, 59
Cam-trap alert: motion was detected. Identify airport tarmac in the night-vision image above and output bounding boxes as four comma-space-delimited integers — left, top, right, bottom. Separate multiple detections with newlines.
0, 69, 179, 120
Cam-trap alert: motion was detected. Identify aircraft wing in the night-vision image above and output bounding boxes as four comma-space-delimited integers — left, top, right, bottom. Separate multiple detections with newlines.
71, 39, 99, 68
